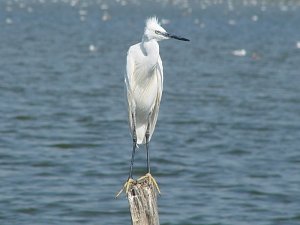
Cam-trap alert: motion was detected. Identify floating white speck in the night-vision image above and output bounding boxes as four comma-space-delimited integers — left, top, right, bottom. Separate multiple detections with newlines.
261, 5, 266, 11
100, 3, 109, 10
19, 3, 25, 8
228, 19, 236, 25
296, 42, 300, 49
102, 11, 111, 21
251, 0, 258, 6
120, 0, 127, 6
251, 15, 258, 22
279, 4, 288, 12
89, 44, 96, 52
6, 18, 13, 24
161, 18, 170, 25
70, 0, 77, 7
79, 10, 87, 16
232, 49, 246, 56
27, 7, 33, 13
6, 6, 12, 12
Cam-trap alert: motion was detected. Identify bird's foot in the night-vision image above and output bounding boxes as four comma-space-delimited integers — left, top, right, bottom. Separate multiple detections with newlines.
137, 173, 161, 194
116, 178, 135, 198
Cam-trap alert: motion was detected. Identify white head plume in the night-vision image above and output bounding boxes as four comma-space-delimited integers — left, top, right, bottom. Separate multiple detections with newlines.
143, 16, 168, 41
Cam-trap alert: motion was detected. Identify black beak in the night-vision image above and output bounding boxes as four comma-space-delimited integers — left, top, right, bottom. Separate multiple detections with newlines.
168, 33, 190, 41
156, 30, 190, 41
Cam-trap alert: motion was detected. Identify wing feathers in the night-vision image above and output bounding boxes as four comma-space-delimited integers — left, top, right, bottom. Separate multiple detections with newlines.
148, 56, 163, 142
125, 48, 163, 144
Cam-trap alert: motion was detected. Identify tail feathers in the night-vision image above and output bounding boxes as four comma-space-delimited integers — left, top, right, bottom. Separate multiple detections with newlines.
135, 125, 147, 145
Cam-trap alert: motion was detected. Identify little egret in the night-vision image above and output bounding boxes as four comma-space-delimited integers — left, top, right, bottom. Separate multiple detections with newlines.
117, 17, 189, 196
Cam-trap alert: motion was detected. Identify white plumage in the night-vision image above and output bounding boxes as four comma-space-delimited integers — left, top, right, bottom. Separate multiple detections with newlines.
125, 17, 165, 144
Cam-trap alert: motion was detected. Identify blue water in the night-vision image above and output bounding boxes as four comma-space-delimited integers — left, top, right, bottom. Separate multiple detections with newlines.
1, 0, 300, 224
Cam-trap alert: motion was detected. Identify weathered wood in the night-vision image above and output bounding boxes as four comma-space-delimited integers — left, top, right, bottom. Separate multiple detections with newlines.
127, 177, 160, 225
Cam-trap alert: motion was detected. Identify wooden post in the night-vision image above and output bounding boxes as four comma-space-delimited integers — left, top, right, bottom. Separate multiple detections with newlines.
127, 177, 160, 225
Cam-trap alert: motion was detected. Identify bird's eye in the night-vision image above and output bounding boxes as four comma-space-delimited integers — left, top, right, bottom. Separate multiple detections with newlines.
155, 30, 161, 35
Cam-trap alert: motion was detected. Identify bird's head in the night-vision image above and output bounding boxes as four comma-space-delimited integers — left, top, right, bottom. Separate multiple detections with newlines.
144, 17, 168, 41
143, 16, 189, 42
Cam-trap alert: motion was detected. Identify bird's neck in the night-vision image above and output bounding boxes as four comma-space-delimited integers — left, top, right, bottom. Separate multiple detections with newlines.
140, 38, 160, 70
141, 37, 159, 54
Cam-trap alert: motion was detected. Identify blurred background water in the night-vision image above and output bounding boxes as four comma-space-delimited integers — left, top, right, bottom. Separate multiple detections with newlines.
1, 0, 300, 224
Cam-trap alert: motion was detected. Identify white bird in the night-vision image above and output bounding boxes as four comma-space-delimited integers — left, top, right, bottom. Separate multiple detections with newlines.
232, 49, 247, 57
117, 17, 189, 196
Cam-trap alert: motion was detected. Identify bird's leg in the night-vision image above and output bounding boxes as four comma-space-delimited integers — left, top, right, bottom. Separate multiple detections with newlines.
137, 120, 161, 194
116, 113, 137, 197
146, 122, 151, 174
128, 117, 137, 180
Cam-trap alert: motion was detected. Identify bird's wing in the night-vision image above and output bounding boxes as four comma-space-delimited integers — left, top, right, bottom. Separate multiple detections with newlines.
148, 56, 163, 141
125, 49, 136, 136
